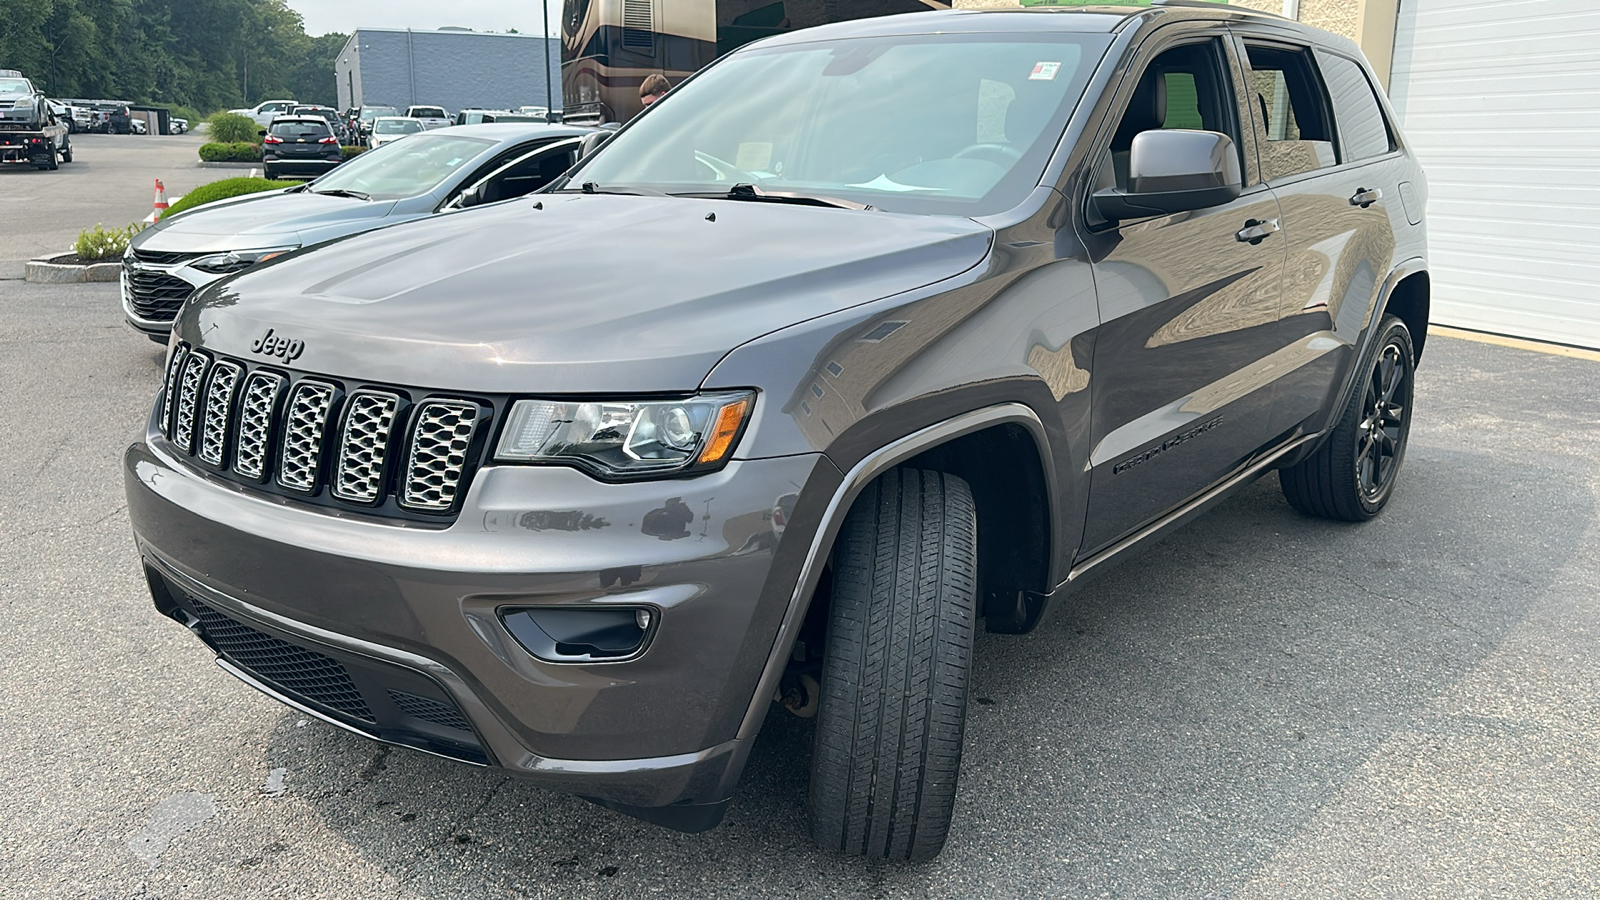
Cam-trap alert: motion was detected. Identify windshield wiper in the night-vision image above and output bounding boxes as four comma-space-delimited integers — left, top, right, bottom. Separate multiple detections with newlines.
561, 181, 670, 197
715, 183, 872, 211
312, 188, 371, 201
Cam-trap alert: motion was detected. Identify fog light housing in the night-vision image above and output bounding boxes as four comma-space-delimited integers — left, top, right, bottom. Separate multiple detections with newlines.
501, 607, 653, 663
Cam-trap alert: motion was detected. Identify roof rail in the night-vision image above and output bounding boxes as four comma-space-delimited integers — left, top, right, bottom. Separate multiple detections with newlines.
1149, 0, 1289, 18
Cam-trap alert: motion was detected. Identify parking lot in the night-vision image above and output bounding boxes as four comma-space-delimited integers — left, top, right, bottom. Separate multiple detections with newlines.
2, 141, 1599, 898
0, 132, 216, 277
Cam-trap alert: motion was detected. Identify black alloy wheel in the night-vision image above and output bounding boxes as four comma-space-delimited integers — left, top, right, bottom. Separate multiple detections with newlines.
1357, 339, 1409, 500
1280, 314, 1415, 521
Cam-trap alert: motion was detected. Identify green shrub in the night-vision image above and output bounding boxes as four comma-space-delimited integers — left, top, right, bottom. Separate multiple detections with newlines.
74, 223, 144, 261
206, 111, 259, 144
341, 145, 367, 159
162, 178, 283, 219
198, 142, 263, 162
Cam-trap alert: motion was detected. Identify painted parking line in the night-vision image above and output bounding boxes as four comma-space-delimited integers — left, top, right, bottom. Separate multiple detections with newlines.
1428, 325, 1600, 363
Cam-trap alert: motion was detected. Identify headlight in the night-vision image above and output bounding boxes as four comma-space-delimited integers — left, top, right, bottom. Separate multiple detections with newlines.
494, 392, 754, 478
188, 246, 298, 275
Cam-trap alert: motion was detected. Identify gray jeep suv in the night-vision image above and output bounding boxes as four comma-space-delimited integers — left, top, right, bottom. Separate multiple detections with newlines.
125, 4, 1428, 862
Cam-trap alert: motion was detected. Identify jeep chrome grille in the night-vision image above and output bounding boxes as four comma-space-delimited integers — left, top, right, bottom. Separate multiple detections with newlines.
198, 361, 243, 466
333, 392, 399, 503
154, 342, 484, 518
234, 371, 286, 480
402, 402, 479, 511
171, 351, 210, 454
277, 381, 337, 492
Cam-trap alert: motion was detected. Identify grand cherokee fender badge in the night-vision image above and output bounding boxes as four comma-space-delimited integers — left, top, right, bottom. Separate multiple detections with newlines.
1113, 416, 1224, 475
250, 328, 305, 363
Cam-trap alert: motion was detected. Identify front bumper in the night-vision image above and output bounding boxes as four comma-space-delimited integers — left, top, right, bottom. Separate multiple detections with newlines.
125, 426, 834, 818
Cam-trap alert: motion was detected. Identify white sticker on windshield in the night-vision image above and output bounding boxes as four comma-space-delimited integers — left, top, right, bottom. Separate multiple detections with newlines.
1030, 62, 1062, 81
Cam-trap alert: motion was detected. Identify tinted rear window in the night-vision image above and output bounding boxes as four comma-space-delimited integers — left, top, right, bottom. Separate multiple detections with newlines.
270, 121, 330, 137
1316, 50, 1394, 162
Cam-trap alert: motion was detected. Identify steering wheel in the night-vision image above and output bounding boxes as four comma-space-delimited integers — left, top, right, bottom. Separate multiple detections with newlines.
694, 150, 760, 184
952, 143, 1024, 167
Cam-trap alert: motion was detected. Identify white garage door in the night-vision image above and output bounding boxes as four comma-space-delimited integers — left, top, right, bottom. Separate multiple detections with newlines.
1389, 0, 1600, 349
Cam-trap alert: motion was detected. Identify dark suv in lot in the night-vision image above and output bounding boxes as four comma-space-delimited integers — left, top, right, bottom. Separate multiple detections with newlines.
125, 3, 1428, 862
260, 116, 344, 180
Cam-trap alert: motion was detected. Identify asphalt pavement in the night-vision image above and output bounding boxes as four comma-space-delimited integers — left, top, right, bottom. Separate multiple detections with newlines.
0, 132, 218, 277
1, 239, 1597, 894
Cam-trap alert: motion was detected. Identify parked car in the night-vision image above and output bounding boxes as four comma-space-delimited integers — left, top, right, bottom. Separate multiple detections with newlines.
121, 123, 588, 339
126, 5, 1429, 862
403, 105, 450, 129
290, 104, 350, 144
130, 117, 147, 135
353, 105, 398, 139
47, 100, 74, 132
367, 116, 424, 148
229, 99, 299, 129
106, 104, 133, 134
170, 117, 189, 135
454, 108, 498, 126
259, 115, 343, 181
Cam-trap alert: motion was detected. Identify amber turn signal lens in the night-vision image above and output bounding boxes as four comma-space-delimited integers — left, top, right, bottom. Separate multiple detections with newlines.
697, 398, 750, 465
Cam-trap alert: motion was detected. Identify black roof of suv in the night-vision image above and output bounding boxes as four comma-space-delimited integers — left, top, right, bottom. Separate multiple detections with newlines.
126, 5, 1427, 862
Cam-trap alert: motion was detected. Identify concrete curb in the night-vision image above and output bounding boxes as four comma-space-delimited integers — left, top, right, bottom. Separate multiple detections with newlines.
25, 253, 121, 284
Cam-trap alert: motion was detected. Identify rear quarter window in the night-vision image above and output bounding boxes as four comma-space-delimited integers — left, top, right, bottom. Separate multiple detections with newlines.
1315, 50, 1395, 162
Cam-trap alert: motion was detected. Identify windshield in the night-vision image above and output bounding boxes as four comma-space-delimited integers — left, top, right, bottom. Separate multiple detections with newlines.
375, 118, 424, 134
309, 133, 493, 200
361, 107, 397, 121
572, 32, 1108, 216
0, 78, 32, 94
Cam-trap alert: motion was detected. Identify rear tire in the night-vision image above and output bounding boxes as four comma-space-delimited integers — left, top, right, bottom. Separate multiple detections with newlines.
60, 140, 72, 163
808, 467, 978, 862
1280, 314, 1415, 520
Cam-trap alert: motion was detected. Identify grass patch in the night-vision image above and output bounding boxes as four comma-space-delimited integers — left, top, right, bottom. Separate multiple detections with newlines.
163, 178, 284, 219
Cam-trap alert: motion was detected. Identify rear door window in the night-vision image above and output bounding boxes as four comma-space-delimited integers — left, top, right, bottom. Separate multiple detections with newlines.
1241, 42, 1338, 181
1315, 50, 1394, 162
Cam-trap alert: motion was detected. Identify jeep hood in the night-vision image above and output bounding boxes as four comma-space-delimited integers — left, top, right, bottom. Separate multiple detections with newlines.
178, 193, 992, 393
139, 190, 401, 252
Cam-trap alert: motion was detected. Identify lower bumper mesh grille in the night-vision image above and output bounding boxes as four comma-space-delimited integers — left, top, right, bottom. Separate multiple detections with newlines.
188, 600, 376, 723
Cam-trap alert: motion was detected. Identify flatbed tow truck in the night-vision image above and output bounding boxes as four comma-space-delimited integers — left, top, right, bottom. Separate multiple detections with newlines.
0, 69, 72, 170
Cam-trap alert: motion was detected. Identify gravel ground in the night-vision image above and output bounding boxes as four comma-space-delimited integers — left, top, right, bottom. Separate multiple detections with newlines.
0, 276, 1596, 898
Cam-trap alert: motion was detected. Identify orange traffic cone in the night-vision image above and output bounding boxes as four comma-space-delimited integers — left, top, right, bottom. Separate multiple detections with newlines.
153, 179, 169, 220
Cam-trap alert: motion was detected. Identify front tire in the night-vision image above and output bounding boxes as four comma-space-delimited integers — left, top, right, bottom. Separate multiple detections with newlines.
808, 467, 978, 862
1280, 314, 1415, 520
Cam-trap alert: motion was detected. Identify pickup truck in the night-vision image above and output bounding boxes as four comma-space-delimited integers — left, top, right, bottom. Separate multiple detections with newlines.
0, 70, 72, 169
403, 105, 450, 129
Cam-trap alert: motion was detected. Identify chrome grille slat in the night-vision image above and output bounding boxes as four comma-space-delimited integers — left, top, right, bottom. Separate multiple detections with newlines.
161, 345, 189, 438
234, 371, 286, 480
401, 401, 480, 512
277, 381, 337, 492
198, 361, 244, 467
154, 348, 483, 518
172, 351, 211, 454
333, 392, 400, 503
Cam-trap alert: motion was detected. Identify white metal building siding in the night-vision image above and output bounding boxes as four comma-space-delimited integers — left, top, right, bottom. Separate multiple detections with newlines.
1389, 0, 1600, 348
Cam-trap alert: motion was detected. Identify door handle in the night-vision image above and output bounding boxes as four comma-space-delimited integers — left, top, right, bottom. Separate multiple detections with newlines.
1349, 187, 1383, 208
1235, 218, 1281, 245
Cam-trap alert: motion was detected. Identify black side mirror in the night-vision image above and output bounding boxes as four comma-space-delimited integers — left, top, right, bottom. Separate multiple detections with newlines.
258, 129, 267, 137
578, 130, 613, 160
1093, 129, 1242, 221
